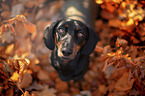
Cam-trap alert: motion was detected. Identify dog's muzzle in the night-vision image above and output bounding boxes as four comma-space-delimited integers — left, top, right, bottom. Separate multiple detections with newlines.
57, 41, 79, 61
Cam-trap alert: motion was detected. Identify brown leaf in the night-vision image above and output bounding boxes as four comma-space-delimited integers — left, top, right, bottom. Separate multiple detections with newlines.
70, 87, 80, 95
98, 84, 108, 94
26, 81, 44, 91
116, 38, 128, 47
1, 11, 11, 19
5, 87, 14, 96
108, 19, 121, 28
19, 70, 32, 88
0, 28, 15, 45
37, 70, 49, 81
101, 10, 115, 20
114, 71, 135, 91
23, 21, 37, 34
38, 85, 57, 96
58, 93, 71, 96
55, 79, 68, 92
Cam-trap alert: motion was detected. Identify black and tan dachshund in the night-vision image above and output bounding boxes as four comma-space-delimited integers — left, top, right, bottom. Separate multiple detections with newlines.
43, 0, 99, 81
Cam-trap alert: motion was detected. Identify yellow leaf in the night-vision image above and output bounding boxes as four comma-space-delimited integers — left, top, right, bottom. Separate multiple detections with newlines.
5, 44, 14, 55
10, 71, 19, 82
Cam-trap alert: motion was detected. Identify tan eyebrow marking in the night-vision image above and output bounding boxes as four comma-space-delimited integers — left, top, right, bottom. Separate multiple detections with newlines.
65, 24, 68, 27
76, 27, 80, 31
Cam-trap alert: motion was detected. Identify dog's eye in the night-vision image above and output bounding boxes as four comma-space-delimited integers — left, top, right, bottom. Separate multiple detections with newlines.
58, 28, 65, 34
77, 32, 83, 37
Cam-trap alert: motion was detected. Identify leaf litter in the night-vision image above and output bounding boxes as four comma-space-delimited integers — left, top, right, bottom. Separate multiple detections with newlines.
0, 0, 145, 96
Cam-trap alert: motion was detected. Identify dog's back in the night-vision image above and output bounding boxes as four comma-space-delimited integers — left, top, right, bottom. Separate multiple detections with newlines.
61, 0, 97, 30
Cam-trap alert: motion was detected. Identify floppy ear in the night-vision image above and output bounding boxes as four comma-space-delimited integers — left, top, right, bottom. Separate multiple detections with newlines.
43, 20, 62, 50
81, 28, 99, 55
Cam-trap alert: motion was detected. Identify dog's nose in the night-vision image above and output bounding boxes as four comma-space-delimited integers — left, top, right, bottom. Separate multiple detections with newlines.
61, 48, 73, 56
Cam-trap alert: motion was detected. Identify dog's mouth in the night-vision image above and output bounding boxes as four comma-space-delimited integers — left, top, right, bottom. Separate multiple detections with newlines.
60, 54, 76, 61
58, 51, 76, 61
60, 56, 71, 60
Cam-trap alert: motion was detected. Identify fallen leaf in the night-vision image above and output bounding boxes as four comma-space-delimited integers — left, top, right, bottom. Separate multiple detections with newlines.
37, 70, 49, 81
55, 79, 68, 92
98, 84, 108, 94
5, 44, 14, 55
5, 87, 14, 96
116, 38, 128, 47
19, 70, 32, 88
114, 71, 135, 91
58, 93, 71, 96
101, 10, 115, 20
23, 21, 37, 34
39, 85, 57, 96
26, 81, 44, 91
70, 87, 80, 95
10, 71, 19, 82
21, 91, 30, 96
80, 91, 92, 96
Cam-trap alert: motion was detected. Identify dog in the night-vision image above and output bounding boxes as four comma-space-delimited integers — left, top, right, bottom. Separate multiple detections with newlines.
43, 0, 99, 81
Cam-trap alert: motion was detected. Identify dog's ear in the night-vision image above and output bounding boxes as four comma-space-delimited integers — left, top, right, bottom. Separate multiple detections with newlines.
81, 28, 99, 55
43, 20, 62, 50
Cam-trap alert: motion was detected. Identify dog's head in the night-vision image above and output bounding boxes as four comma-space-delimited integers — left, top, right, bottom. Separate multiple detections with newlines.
44, 19, 98, 60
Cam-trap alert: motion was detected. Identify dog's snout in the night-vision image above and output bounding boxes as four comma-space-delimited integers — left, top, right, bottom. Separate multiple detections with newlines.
61, 48, 73, 56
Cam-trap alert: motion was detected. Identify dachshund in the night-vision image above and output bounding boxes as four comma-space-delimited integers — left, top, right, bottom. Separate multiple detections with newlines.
43, 0, 99, 81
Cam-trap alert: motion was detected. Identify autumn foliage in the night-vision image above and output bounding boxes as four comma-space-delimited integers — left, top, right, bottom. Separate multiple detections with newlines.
0, 0, 145, 96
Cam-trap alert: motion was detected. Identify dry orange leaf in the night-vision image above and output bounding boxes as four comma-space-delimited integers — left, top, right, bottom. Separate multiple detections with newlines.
116, 38, 128, 47
98, 84, 108, 94
106, 3, 115, 13
37, 70, 49, 81
55, 80, 68, 92
15, 15, 27, 22
70, 87, 80, 95
114, 71, 135, 91
1, 24, 9, 33
23, 21, 37, 34
108, 19, 121, 28
101, 10, 115, 20
5, 87, 14, 96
